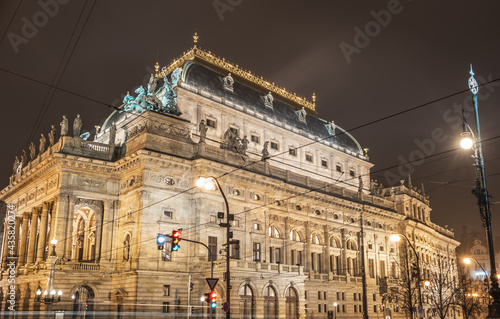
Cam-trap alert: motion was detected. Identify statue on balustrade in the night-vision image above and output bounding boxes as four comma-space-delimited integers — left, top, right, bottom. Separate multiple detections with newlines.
29, 142, 36, 160
73, 114, 82, 138
39, 134, 46, 154
48, 125, 56, 146
60, 115, 68, 136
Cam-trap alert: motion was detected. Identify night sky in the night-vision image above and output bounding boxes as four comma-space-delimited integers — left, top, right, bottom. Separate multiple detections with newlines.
1, 0, 500, 242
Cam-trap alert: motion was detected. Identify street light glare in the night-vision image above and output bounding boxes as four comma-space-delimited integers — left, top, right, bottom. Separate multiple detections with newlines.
390, 234, 401, 242
196, 177, 206, 188
463, 258, 471, 264
196, 176, 217, 191
460, 136, 473, 149
50, 238, 58, 245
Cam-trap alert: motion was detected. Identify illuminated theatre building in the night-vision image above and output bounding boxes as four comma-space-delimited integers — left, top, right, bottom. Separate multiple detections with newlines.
0, 40, 460, 318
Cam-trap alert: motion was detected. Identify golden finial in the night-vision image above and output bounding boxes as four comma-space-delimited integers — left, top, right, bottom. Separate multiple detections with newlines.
312, 92, 316, 105
154, 61, 159, 77
193, 32, 199, 44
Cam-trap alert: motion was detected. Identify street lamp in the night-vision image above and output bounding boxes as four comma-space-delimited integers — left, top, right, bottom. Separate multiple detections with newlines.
333, 302, 338, 319
460, 65, 500, 318
464, 257, 490, 306
390, 233, 423, 318
197, 176, 231, 319
36, 239, 63, 312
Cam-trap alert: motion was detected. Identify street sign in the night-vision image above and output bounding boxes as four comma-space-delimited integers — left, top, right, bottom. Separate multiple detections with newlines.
206, 278, 219, 290
223, 302, 229, 313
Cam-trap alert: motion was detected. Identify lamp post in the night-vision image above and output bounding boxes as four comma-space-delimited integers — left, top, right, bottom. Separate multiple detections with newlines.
460, 65, 500, 318
333, 302, 338, 319
390, 233, 423, 319
197, 176, 231, 319
36, 239, 63, 314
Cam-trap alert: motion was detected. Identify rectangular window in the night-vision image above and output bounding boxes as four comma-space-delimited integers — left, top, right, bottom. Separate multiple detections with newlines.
270, 141, 279, 150
374, 305, 377, 313
270, 247, 274, 263
342, 305, 345, 313
359, 305, 362, 312
253, 242, 261, 261
208, 237, 217, 261
321, 159, 328, 168
162, 302, 170, 313
380, 260, 386, 278
275, 248, 281, 264
337, 292, 340, 300
210, 215, 217, 223
368, 243, 373, 250
350, 170, 355, 177
318, 304, 322, 313
297, 251, 303, 266
336, 256, 341, 275
231, 220, 239, 227
336, 164, 342, 172
324, 304, 327, 313
354, 293, 357, 301
305, 291, 308, 299
305, 154, 313, 162
163, 211, 172, 219
380, 245, 384, 251
358, 293, 361, 301
161, 240, 172, 262
311, 253, 315, 271
354, 305, 357, 313
318, 291, 322, 300
289, 147, 297, 156
324, 292, 327, 300
251, 135, 260, 143
373, 293, 377, 302
231, 242, 240, 259
342, 292, 345, 300
206, 118, 216, 128
253, 223, 261, 230
317, 253, 322, 273
291, 250, 296, 265
369, 259, 375, 278
163, 285, 170, 296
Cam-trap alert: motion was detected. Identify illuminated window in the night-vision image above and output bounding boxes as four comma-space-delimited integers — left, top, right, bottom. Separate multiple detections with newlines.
206, 118, 216, 128
251, 135, 259, 143
289, 147, 297, 156
270, 142, 279, 150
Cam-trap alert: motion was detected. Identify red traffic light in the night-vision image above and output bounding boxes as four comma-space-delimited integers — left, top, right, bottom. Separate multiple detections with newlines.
210, 291, 217, 299
173, 230, 181, 238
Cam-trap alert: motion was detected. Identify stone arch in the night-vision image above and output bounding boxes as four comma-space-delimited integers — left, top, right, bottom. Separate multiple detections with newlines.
71, 207, 98, 262
238, 282, 256, 319
310, 231, 323, 245
268, 224, 283, 239
71, 285, 96, 319
329, 235, 341, 248
346, 238, 358, 251
289, 228, 303, 242
283, 284, 299, 319
263, 282, 279, 319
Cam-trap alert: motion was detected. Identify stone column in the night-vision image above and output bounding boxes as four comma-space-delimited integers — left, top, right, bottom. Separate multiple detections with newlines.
304, 222, 311, 271
64, 196, 76, 260
323, 225, 330, 273
341, 228, 347, 275
26, 208, 40, 265
18, 214, 30, 265
101, 200, 117, 262
36, 202, 50, 263
1, 220, 9, 270
284, 217, 289, 265
14, 216, 21, 258
94, 201, 104, 261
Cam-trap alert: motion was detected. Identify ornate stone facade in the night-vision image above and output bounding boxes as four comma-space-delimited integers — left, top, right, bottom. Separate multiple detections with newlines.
0, 45, 460, 318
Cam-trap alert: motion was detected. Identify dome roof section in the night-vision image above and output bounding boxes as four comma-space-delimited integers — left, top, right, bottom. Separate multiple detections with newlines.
183, 61, 363, 155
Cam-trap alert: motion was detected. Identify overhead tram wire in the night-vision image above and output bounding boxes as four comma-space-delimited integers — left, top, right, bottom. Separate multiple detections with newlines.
3, 65, 500, 258
24, 0, 97, 150
0, 0, 24, 46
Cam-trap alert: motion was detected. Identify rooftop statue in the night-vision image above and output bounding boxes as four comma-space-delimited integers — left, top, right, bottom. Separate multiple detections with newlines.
29, 142, 36, 160
73, 114, 82, 138
12, 156, 20, 175
48, 125, 56, 146
261, 141, 270, 161
60, 115, 68, 136
121, 67, 182, 116
39, 134, 46, 154
21, 150, 27, 167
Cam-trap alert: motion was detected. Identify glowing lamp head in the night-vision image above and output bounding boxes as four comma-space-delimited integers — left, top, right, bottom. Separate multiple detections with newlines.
424, 280, 430, 287
460, 134, 473, 150
333, 302, 338, 307
196, 177, 206, 188
463, 258, 471, 265
156, 235, 166, 245
58, 290, 63, 296
50, 238, 58, 245
36, 288, 42, 296
390, 234, 401, 242
196, 177, 216, 191
43, 290, 48, 296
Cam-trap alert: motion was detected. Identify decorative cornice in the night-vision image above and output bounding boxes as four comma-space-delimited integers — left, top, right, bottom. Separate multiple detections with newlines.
160, 46, 316, 112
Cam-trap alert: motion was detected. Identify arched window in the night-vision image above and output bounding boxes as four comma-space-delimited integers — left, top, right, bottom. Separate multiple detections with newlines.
269, 226, 280, 239
310, 234, 320, 245
72, 209, 97, 262
286, 287, 298, 319
289, 230, 301, 242
329, 236, 340, 248
72, 285, 95, 319
264, 285, 278, 319
346, 239, 358, 251
239, 284, 254, 319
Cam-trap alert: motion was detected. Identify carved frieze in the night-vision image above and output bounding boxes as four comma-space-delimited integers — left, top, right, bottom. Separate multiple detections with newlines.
78, 177, 106, 190
75, 198, 103, 213
129, 120, 191, 141
120, 175, 144, 192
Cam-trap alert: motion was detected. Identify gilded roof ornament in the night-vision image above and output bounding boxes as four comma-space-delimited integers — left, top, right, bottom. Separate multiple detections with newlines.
193, 32, 199, 44
157, 46, 316, 112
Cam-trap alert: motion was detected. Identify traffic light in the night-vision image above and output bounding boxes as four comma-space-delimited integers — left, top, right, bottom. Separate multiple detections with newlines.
172, 230, 181, 251
209, 291, 217, 309
85, 304, 89, 310
157, 234, 166, 250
